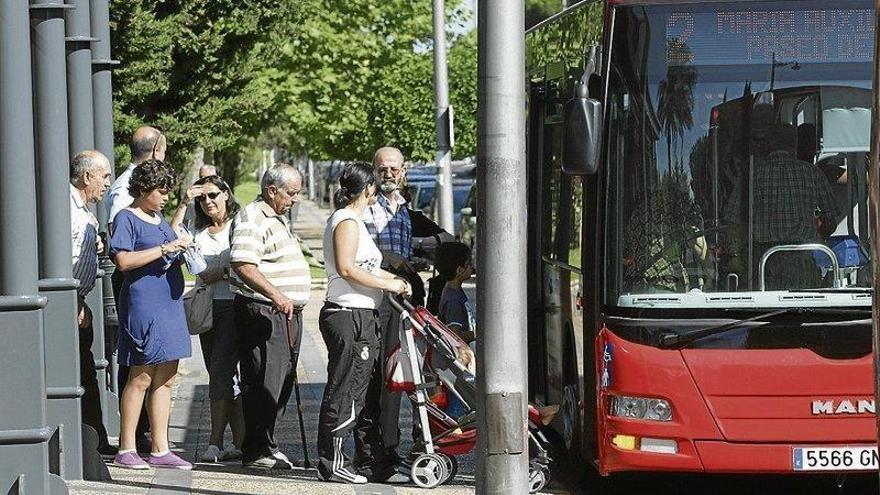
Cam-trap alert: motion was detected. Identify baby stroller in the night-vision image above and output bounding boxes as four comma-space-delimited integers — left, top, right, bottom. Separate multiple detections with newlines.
385, 295, 553, 492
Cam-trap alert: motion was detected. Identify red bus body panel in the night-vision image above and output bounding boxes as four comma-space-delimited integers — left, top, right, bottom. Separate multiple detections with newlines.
596, 326, 875, 474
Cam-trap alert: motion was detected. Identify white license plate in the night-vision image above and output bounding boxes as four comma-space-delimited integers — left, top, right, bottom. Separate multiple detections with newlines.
793, 446, 878, 471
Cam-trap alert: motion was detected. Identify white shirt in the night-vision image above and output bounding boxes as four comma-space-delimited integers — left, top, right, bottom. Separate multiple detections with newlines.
324, 208, 383, 309
194, 222, 234, 300
107, 162, 136, 224
70, 184, 98, 266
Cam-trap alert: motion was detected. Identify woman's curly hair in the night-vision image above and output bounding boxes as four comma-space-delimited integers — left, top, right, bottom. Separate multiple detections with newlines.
128, 159, 178, 198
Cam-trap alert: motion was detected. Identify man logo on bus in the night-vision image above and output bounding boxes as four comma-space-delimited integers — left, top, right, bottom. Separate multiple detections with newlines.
811, 399, 875, 416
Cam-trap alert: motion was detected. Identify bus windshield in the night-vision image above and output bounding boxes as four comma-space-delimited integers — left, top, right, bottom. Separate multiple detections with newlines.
604, 0, 875, 310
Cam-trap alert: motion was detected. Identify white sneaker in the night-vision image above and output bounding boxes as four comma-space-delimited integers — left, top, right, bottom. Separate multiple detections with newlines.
272, 451, 295, 469
200, 444, 222, 463
221, 445, 242, 461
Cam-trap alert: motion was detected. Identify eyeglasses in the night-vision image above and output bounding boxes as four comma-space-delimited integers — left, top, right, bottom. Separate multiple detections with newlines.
378, 166, 404, 175
198, 191, 223, 201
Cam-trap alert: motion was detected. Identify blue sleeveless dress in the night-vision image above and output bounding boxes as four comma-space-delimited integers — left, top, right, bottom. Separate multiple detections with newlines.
110, 209, 192, 366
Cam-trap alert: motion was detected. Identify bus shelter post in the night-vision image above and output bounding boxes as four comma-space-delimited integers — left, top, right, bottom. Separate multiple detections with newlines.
32, 0, 85, 480
476, 1, 530, 493
90, 0, 122, 434
870, 0, 880, 490
0, 2, 58, 492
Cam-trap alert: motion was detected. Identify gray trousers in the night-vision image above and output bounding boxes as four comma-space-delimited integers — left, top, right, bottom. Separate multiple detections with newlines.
377, 298, 423, 462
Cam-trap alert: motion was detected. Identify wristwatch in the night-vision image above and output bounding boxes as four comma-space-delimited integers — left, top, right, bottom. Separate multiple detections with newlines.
160, 243, 169, 256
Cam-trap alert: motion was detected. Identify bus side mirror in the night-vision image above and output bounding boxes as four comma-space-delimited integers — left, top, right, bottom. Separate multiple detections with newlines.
562, 83, 602, 176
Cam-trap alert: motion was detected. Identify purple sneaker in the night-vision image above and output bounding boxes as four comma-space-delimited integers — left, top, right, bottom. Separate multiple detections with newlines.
148, 452, 193, 470
113, 451, 149, 470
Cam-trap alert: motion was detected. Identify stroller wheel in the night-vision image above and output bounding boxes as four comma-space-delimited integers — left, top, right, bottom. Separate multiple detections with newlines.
528, 463, 549, 493
438, 453, 458, 484
411, 453, 448, 489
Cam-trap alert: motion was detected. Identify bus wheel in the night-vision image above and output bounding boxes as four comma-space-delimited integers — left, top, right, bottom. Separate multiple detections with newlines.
561, 383, 578, 453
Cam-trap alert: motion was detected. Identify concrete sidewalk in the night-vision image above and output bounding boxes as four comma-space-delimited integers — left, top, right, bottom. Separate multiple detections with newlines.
68, 200, 568, 494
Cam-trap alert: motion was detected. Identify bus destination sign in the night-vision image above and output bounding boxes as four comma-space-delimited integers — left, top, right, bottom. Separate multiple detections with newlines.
665, 9, 874, 67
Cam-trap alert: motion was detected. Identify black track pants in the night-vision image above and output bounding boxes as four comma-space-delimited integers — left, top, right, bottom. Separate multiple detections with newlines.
316, 304, 382, 480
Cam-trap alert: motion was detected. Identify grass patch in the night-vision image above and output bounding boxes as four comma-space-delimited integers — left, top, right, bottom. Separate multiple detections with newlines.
310, 265, 327, 280
234, 180, 260, 204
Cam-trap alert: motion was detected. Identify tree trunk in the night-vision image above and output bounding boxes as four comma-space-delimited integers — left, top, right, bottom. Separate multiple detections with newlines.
179, 147, 205, 198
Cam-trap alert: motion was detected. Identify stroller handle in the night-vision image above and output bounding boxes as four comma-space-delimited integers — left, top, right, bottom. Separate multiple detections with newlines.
386, 293, 416, 313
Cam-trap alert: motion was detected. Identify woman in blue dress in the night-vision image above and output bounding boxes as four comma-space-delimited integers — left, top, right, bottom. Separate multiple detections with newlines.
110, 159, 193, 470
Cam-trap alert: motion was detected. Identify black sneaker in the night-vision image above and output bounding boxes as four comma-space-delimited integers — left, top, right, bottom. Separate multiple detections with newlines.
370, 470, 410, 484
317, 467, 368, 484
244, 455, 294, 471
97, 444, 119, 457
135, 436, 151, 454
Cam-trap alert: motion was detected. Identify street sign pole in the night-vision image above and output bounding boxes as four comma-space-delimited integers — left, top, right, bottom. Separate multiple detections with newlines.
476, 1, 529, 493
869, 1, 880, 492
0, 3, 64, 493
433, 0, 455, 232
32, 0, 85, 480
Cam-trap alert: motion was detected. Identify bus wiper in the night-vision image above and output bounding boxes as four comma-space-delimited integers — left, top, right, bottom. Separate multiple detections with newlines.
785, 287, 873, 294
657, 307, 871, 349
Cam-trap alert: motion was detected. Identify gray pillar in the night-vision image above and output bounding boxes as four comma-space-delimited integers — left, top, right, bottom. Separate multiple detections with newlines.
65, 0, 95, 156
0, 2, 67, 494
31, 0, 84, 481
475, 0, 529, 493
89, 0, 120, 434
432, 0, 455, 232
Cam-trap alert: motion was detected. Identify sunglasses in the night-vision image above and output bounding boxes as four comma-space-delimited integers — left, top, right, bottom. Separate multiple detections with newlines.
198, 191, 223, 201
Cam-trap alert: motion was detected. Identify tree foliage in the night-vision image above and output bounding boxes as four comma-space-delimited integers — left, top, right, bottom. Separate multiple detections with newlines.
109, 0, 478, 174
526, 0, 561, 29
109, 0, 302, 168
272, 0, 477, 162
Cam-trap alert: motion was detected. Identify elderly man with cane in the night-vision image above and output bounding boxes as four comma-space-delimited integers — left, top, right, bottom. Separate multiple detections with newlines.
230, 163, 312, 470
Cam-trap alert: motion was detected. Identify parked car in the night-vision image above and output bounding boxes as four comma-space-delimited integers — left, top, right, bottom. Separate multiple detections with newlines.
459, 183, 476, 245
459, 183, 477, 266
425, 179, 473, 236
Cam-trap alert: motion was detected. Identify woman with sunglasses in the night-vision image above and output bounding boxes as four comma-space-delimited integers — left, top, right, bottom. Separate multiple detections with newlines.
172, 175, 245, 463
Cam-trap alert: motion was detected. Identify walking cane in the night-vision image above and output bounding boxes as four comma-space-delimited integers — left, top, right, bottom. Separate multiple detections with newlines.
285, 316, 312, 469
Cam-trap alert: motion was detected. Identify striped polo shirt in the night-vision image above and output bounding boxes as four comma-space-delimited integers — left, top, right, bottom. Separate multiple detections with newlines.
230, 198, 311, 306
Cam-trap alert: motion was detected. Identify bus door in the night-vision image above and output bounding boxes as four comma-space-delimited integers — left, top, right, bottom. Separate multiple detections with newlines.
537, 74, 586, 449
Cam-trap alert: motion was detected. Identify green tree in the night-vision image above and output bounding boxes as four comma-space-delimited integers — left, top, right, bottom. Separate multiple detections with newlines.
526, 0, 560, 29
109, 0, 302, 179
272, 0, 477, 162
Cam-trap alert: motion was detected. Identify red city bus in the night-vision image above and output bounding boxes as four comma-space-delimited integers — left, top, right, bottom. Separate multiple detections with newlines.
525, 0, 877, 479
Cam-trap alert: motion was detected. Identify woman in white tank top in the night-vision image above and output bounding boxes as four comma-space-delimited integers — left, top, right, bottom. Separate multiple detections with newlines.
316, 163, 411, 484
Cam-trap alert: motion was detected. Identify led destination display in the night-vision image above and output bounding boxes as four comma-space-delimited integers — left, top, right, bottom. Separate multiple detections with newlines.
665, 7, 874, 67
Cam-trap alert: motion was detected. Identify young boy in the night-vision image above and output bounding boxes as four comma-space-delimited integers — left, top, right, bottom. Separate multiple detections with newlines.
431, 242, 476, 344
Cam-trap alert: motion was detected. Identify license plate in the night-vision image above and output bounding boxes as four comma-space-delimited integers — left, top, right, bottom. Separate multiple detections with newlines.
792, 446, 878, 471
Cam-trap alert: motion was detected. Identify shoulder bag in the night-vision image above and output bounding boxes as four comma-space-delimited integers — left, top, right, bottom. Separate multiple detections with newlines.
183, 281, 214, 335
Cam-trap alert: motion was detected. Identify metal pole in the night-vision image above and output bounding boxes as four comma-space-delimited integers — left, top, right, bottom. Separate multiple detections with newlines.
0, 3, 64, 493
66, 0, 95, 156
433, 0, 455, 232
67, 0, 112, 439
475, 0, 528, 493
869, 1, 880, 491
308, 153, 316, 200
32, 0, 85, 480
89, 0, 120, 435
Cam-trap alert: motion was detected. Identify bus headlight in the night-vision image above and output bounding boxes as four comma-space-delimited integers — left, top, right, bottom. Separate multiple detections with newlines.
610, 395, 673, 421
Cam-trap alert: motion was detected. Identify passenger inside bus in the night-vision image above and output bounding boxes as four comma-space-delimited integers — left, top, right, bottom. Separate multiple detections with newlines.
746, 110, 840, 290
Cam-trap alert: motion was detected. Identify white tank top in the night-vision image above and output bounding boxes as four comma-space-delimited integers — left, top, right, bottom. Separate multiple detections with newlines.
324, 208, 383, 309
